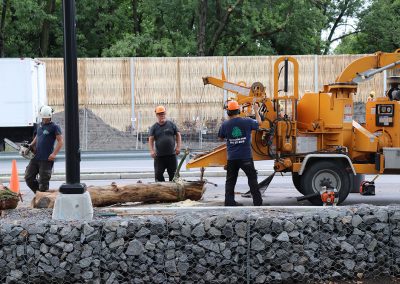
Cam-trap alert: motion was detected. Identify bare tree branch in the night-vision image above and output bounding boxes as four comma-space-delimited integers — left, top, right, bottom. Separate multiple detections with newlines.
331, 30, 360, 42
335, 22, 358, 30
323, 0, 349, 54
207, 0, 243, 56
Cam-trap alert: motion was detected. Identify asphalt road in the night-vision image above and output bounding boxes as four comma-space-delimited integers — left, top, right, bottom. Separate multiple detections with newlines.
1, 153, 399, 208
0, 155, 156, 174
0, 151, 275, 174
15, 172, 400, 208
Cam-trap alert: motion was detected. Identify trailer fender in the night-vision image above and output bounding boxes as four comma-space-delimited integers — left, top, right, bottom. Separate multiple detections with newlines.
298, 154, 356, 175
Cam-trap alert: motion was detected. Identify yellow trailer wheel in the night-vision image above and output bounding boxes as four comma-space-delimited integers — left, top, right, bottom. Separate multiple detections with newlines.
300, 160, 351, 205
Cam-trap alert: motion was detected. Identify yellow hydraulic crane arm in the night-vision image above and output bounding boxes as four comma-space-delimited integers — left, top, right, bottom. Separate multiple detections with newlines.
202, 75, 274, 125
203, 77, 251, 97
202, 76, 267, 103
335, 49, 400, 84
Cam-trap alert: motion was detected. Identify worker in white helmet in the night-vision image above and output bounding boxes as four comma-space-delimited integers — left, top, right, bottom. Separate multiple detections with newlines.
24, 105, 63, 193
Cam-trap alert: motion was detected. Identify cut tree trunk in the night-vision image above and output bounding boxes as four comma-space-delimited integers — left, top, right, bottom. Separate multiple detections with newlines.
32, 181, 206, 209
0, 183, 19, 210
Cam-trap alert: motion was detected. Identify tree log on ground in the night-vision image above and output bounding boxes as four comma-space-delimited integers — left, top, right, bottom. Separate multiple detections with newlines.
0, 184, 20, 210
32, 181, 206, 209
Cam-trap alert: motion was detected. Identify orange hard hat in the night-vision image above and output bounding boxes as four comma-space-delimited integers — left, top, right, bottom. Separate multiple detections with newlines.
155, 105, 166, 114
227, 100, 240, 111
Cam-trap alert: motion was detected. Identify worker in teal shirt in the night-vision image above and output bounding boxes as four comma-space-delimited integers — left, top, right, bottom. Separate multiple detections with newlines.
218, 100, 262, 206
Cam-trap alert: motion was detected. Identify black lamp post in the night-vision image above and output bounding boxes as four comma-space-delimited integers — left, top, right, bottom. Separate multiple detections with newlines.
59, 0, 85, 194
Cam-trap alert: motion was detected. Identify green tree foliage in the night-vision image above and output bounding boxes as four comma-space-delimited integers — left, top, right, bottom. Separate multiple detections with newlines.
269, 1, 325, 55
214, 0, 325, 56
0, 0, 62, 57
335, 0, 400, 54
0, 0, 386, 58
3, 0, 49, 57
334, 34, 359, 54
75, 0, 134, 57
315, 0, 364, 54
102, 0, 198, 57
103, 0, 326, 56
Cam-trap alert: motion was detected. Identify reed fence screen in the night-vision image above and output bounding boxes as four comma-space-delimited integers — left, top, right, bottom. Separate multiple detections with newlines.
41, 55, 387, 151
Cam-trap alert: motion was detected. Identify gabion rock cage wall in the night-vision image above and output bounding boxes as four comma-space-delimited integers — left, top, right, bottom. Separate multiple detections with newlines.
1, 205, 400, 283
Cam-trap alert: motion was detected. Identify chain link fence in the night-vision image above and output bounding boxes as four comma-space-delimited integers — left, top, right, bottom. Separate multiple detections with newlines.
49, 102, 367, 152
52, 108, 225, 152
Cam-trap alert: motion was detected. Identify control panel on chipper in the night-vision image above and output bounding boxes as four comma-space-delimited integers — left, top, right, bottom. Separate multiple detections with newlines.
376, 104, 394, 127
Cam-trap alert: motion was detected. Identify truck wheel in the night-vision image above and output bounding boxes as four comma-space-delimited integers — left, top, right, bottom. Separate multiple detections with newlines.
300, 160, 351, 205
292, 173, 305, 194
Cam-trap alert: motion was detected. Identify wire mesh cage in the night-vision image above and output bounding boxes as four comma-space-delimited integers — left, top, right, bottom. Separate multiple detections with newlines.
2, 206, 400, 283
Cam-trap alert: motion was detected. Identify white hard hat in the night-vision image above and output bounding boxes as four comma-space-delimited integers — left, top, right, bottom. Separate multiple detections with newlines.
40, 105, 53, 118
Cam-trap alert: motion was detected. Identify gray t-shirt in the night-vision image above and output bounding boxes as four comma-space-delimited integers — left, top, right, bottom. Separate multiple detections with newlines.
149, 120, 179, 156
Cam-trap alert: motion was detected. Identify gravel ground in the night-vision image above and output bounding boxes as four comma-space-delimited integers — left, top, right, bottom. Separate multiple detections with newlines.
0, 207, 53, 223
0, 207, 174, 223
0, 202, 215, 223
0, 204, 291, 224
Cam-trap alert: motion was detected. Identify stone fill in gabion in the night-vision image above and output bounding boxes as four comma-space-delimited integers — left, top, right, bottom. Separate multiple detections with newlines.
1, 205, 400, 283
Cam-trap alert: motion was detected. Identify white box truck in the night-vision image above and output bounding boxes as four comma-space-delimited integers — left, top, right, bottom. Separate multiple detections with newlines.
0, 58, 47, 150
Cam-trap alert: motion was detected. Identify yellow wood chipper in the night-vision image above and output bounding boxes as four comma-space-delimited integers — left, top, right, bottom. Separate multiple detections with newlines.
186, 49, 400, 205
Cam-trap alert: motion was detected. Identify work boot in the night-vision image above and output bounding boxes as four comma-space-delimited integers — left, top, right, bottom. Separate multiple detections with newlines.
241, 188, 267, 198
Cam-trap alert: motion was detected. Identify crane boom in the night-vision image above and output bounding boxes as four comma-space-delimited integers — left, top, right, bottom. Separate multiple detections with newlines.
335, 49, 400, 84
203, 77, 252, 96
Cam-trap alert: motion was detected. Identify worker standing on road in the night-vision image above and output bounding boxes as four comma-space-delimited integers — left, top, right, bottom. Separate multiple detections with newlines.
149, 105, 182, 182
218, 100, 263, 206
25, 105, 63, 193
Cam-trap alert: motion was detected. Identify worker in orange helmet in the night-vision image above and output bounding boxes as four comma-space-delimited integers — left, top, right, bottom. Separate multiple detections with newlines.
148, 105, 182, 182
218, 100, 263, 206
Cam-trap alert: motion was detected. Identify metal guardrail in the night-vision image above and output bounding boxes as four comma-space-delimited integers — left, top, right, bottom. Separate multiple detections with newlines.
0, 150, 193, 161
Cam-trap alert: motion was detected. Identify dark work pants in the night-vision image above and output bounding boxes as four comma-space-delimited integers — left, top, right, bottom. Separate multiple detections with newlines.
25, 160, 54, 193
154, 155, 177, 182
225, 158, 262, 206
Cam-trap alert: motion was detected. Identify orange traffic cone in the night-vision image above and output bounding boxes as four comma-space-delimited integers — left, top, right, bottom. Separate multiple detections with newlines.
9, 159, 20, 194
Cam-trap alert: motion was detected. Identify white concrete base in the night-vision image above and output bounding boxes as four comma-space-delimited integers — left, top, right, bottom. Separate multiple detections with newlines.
52, 192, 93, 221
